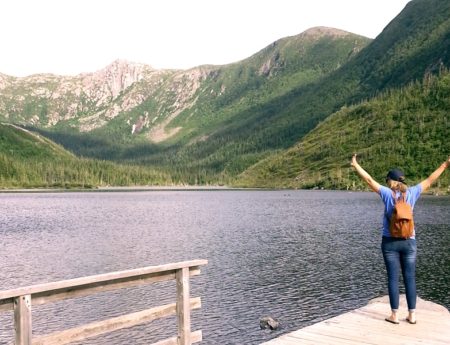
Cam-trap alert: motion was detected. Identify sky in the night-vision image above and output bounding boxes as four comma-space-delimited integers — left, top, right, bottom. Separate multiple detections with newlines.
0, 0, 411, 77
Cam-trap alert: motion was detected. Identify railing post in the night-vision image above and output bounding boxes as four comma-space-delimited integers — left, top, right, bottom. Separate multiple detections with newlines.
176, 267, 191, 345
14, 295, 32, 345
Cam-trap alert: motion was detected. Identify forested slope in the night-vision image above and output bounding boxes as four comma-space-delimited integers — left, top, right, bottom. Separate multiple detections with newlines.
0, 123, 172, 188
236, 69, 450, 192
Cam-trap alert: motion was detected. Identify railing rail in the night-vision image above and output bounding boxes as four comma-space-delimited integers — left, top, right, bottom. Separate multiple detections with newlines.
0, 259, 207, 345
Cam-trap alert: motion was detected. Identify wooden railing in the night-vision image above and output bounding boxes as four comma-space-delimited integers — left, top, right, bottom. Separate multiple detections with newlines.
0, 259, 207, 345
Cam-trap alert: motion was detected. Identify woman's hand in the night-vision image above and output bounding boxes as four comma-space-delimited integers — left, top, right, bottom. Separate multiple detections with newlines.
351, 153, 358, 167
445, 156, 450, 168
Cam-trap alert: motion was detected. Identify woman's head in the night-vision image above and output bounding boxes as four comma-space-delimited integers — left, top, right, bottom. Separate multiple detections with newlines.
386, 168, 407, 192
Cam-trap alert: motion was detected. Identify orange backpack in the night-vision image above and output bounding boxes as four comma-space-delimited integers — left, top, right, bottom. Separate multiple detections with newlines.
389, 192, 414, 238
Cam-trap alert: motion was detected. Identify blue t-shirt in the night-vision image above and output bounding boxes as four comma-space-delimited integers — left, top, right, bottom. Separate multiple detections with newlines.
378, 184, 422, 238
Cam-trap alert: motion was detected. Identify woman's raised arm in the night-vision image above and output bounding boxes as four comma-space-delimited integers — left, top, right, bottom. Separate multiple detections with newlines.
350, 154, 381, 193
419, 156, 450, 192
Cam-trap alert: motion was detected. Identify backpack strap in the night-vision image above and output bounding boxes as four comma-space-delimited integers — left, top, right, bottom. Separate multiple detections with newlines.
386, 191, 397, 222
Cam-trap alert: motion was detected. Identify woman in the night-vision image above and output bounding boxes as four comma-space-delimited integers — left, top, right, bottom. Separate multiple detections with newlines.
351, 154, 449, 325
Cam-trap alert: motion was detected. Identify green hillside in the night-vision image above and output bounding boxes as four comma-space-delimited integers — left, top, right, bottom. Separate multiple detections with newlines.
236, 70, 450, 193
0, 123, 172, 188
0, 123, 75, 159
169, 27, 369, 134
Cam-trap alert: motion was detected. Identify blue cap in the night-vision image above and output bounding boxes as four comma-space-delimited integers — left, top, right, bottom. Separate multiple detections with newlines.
386, 169, 405, 182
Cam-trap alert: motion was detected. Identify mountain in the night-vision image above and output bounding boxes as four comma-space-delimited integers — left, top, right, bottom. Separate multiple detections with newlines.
0, 26, 371, 184
0, 60, 175, 132
0, 27, 368, 139
234, 0, 450, 190
153, 0, 450, 184
1, 0, 449, 188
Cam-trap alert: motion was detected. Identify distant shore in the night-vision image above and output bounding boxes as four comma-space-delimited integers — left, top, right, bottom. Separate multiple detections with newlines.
0, 185, 448, 194
0, 185, 247, 193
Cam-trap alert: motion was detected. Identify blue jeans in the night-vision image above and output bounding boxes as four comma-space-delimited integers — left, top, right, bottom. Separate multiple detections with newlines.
381, 237, 417, 311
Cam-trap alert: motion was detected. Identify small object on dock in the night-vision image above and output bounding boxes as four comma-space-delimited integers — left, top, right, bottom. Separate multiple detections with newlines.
260, 316, 280, 330
260, 295, 450, 344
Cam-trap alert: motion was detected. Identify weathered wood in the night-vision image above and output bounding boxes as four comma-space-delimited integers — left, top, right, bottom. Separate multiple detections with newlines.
261, 295, 450, 345
0, 260, 207, 344
14, 295, 32, 345
33, 268, 201, 307
0, 260, 207, 302
176, 267, 191, 345
0, 298, 13, 312
152, 330, 202, 345
32, 298, 201, 345
0, 268, 201, 312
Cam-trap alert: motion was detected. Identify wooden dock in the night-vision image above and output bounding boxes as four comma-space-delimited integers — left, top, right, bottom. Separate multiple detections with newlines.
261, 295, 450, 345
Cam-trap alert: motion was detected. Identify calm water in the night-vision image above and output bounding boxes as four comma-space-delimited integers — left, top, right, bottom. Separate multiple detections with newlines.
0, 190, 449, 344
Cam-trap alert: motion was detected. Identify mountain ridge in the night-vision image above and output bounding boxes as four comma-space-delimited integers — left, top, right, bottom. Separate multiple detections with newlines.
0, 26, 360, 79
0, 26, 369, 139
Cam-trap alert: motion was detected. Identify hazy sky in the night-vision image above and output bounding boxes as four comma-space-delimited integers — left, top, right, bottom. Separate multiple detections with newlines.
1, 0, 411, 77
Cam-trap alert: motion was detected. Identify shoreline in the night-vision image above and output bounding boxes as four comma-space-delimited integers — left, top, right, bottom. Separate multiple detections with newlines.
0, 185, 448, 195
0, 185, 253, 193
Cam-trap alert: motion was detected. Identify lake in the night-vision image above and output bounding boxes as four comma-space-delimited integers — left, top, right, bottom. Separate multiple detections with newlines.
0, 190, 449, 344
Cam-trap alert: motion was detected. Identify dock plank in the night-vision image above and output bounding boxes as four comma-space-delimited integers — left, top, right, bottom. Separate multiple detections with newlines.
285, 332, 368, 345
261, 295, 449, 345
